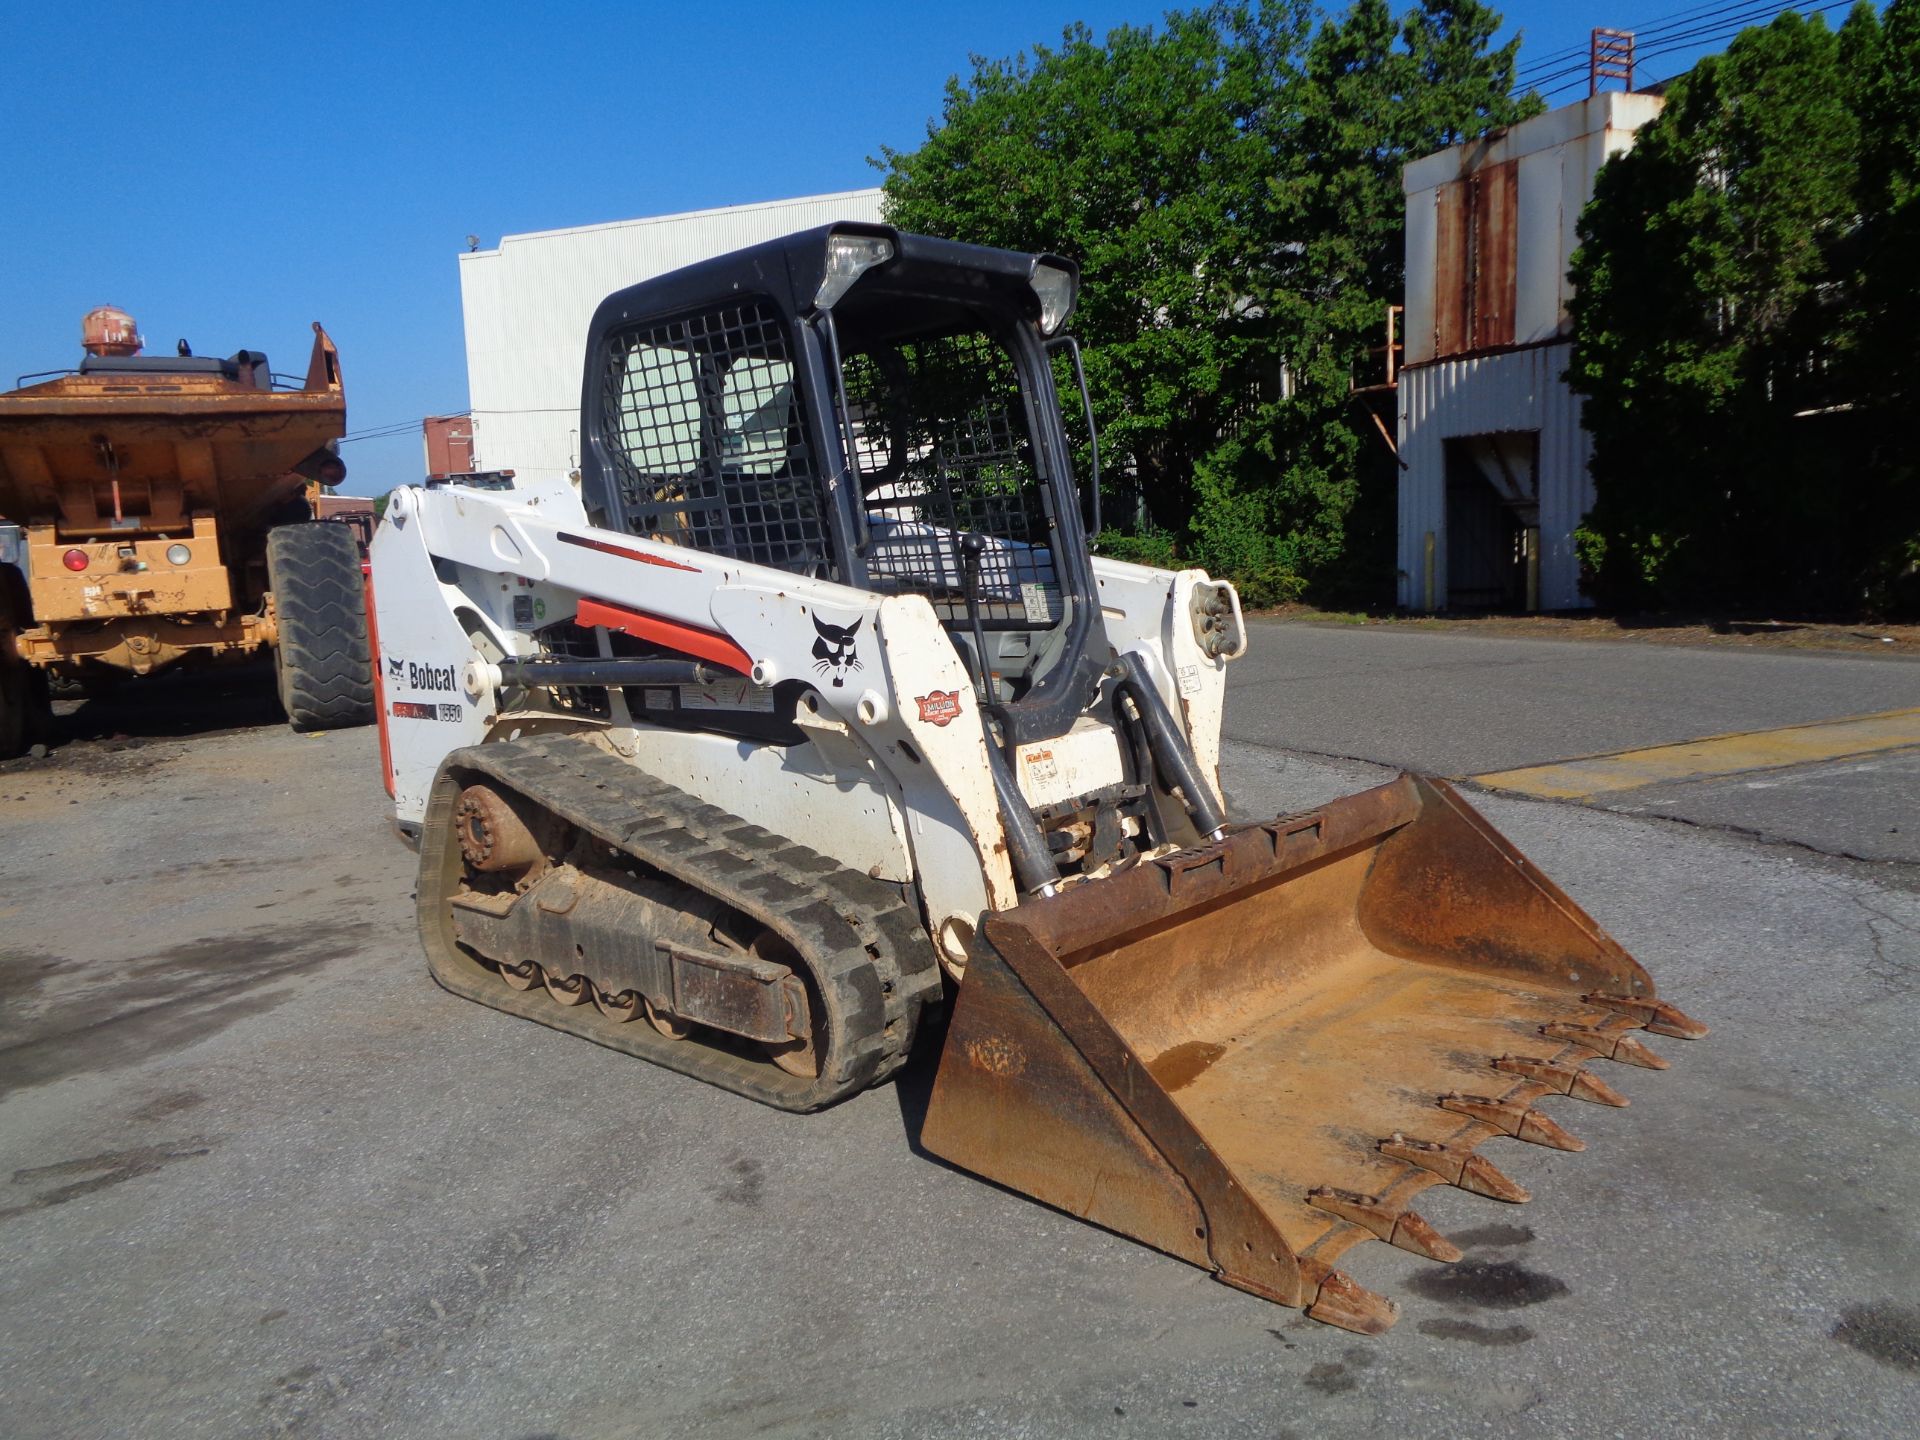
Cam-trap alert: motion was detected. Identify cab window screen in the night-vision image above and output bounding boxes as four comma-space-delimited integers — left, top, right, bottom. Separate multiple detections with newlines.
600, 300, 832, 577
839, 327, 1062, 628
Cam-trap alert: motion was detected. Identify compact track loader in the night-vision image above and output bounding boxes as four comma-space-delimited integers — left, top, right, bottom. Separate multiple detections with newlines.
371, 225, 1702, 1332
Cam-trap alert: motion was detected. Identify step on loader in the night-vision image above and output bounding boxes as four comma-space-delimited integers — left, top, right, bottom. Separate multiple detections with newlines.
371, 225, 1702, 1332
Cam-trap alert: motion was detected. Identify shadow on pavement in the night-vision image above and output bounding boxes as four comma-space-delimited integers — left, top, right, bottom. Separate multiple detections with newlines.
51, 662, 284, 748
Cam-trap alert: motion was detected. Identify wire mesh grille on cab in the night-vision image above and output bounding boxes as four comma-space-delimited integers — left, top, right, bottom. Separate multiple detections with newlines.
600, 301, 831, 576
841, 329, 1062, 629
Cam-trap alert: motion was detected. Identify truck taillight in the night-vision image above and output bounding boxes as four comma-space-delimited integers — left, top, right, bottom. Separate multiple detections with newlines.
62, 548, 88, 571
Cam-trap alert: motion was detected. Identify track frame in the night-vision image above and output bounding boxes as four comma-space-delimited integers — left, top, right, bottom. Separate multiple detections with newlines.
416, 732, 945, 1110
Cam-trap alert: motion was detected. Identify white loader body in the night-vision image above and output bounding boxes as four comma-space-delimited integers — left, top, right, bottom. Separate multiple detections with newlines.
372, 474, 1239, 967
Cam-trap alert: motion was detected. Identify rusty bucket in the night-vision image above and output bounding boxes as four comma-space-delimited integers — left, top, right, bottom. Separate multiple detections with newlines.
921, 774, 1703, 1333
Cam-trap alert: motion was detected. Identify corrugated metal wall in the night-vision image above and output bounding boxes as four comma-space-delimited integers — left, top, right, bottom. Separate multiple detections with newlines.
458, 189, 885, 488
1396, 342, 1593, 611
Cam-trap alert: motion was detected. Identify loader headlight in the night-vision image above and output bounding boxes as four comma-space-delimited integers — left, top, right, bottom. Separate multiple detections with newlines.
1029, 261, 1076, 335
165, 544, 191, 566
815, 233, 894, 310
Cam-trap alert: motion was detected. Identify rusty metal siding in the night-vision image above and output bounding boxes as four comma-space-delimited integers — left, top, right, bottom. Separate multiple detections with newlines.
1434, 181, 1468, 359
1396, 342, 1593, 611
1404, 92, 1668, 366
1472, 161, 1518, 349
458, 189, 885, 489
1433, 161, 1517, 359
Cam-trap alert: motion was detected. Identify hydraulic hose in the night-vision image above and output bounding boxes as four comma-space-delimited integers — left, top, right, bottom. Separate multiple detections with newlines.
983, 723, 1060, 894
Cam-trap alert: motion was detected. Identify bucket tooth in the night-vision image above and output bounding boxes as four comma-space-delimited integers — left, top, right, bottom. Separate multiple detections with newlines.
1440, 1093, 1585, 1152
1380, 1133, 1532, 1203
1584, 992, 1709, 1040
1607, 1033, 1668, 1069
1541, 1020, 1671, 1070
1306, 1269, 1399, 1335
1567, 1067, 1632, 1106
1389, 1209, 1464, 1263
1307, 1187, 1462, 1263
1493, 1054, 1631, 1107
1308, 1185, 1396, 1239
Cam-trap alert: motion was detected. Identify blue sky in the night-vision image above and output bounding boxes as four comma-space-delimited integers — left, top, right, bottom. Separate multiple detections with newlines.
1, 2, 1813, 496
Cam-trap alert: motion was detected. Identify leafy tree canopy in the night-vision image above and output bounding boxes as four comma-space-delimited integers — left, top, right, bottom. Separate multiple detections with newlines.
877, 1, 1533, 604
1569, 1, 1920, 614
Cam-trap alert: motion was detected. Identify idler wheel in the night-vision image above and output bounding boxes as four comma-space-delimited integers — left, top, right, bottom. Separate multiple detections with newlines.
543, 970, 590, 1006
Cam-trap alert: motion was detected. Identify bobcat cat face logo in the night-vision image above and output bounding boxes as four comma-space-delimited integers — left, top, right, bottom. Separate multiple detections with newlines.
386, 656, 405, 680
811, 614, 864, 688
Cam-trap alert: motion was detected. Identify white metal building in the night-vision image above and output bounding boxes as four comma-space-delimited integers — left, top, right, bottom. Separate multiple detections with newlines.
457, 188, 885, 490
1396, 91, 1664, 611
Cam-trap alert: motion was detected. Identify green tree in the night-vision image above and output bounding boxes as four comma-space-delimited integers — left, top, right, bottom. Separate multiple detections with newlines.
1242, 0, 1535, 598
878, 2, 1534, 605
1569, 5, 1919, 613
878, 14, 1267, 544
1850, 2, 1920, 609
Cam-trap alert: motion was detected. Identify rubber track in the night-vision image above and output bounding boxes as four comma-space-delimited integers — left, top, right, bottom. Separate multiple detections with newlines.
267, 522, 374, 730
417, 732, 946, 1111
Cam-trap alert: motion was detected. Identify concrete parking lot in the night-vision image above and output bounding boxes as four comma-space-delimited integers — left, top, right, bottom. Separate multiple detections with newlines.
2, 625, 1917, 1439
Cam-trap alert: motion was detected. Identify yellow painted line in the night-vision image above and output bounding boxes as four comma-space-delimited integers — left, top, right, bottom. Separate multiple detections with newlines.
1474, 707, 1920, 800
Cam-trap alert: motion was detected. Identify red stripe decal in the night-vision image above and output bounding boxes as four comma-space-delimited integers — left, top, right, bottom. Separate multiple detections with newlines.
557, 530, 700, 572
576, 597, 754, 676
364, 563, 395, 798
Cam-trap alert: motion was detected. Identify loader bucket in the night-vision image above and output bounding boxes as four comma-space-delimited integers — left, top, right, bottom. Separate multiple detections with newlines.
921, 773, 1704, 1333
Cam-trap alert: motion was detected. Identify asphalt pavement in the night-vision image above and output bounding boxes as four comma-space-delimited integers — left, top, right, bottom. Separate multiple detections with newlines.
1, 631, 1916, 1439
1227, 619, 1920, 862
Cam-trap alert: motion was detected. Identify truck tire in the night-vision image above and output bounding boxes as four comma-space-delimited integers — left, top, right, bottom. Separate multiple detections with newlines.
0, 665, 25, 758
267, 522, 374, 731
0, 575, 39, 756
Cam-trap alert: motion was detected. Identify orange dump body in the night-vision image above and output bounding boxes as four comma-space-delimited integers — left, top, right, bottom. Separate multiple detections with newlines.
0, 325, 346, 677
0, 324, 344, 541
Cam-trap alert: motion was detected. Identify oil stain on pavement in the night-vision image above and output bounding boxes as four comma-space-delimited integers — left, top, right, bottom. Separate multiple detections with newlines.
1418, 1318, 1536, 1346
1406, 1259, 1570, 1310
1831, 1301, 1920, 1372
0, 919, 373, 1097
1302, 1346, 1377, 1395
1, 1139, 215, 1221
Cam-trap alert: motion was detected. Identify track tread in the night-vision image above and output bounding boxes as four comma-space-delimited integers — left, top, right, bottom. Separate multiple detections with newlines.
267, 522, 374, 730
417, 733, 944, 1111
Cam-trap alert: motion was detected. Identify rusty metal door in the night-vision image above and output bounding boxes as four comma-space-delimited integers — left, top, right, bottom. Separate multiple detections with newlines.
1471, 161, 1518, 349
1434, 183, 1468, 357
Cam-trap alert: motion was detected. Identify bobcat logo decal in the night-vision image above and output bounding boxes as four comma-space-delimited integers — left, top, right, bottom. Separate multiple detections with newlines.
811, 613, 864, 688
